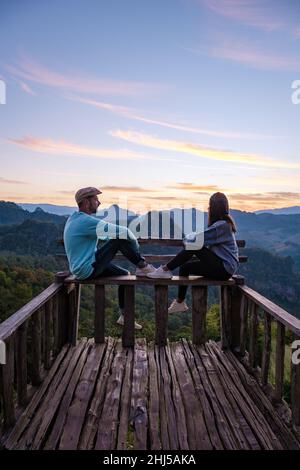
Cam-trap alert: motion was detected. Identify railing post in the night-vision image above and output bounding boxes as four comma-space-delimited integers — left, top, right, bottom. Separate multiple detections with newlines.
239, 295, 248, 357
228, 286, 243, 353
155, 285, 168, 346
68, 284, 81, 345
249, 303, 259, 369
0, 335, 15, 429
274, 322, 285, 402
261, 312, 272, 386
52, 293, 60, 357
44, 299, 52, 370
95, 285, 105, 344
220, 286, 230, 349
192, 286, 207, 345
31, 309, 42, 385
122, 285, 135, 348
16, 321, 28, 406
55, 272, 71, 348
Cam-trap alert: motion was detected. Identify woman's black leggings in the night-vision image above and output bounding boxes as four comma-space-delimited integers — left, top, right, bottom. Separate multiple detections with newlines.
166, 247, 231, 301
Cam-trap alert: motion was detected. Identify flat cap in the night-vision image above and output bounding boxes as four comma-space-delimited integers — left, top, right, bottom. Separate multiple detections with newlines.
75, 187, 102, 204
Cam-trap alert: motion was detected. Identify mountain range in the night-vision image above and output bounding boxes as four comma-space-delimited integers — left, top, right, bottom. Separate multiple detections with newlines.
1, 200, 300, 271
18, 202, 300, 216
0, 200, 299, 317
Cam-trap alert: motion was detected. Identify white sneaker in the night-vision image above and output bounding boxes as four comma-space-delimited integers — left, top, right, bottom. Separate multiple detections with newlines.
168, 299, 189, 314
116, 314, 142, 330
135, 264, 156, 277
146, 265, 173, 279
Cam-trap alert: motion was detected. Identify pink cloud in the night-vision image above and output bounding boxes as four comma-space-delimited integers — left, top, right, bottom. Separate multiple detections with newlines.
8, 135, 172, 162
19, 81, 36, 95
201, 0, 284, 32
189, 40, 300, 71
6, 56, 164, 96
0, 177, 28, 185
68, 94, 274, 140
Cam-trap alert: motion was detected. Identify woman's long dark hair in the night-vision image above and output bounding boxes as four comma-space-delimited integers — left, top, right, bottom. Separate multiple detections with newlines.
208, 192, 237, 233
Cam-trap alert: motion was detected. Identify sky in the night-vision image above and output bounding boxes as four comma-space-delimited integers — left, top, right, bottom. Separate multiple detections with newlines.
0, 0, 300, 212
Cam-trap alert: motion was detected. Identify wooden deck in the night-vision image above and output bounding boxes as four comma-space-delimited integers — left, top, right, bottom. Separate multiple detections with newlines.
3, 338, 300, 450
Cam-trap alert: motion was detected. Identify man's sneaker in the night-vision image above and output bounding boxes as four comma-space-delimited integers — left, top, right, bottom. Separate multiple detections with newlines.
146, 265, 173, 279
168, 299, 189, 314
135, 263, 156, 277
116, 314, 142, 330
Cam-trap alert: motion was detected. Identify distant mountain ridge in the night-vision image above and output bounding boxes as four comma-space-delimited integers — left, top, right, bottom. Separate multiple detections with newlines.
19, 203, 77, 216
255, 206, 300, 215
0, 201, 67, 226
18, 202, 300, 216
1, 200, 300, 271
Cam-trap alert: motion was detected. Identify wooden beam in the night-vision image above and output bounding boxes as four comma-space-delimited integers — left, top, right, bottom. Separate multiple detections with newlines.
0, 335, 15, 429
122, 285, 135, 348
68, 285, 81, 346
0, 283, 63, 342
249, 303, 259, 370
229, 286, 243, 352
95, 285, 105, 344
239, 285, 300, 336
58, 238, 246, 247
155, 285, 168, 346
192, 286, 207, 345
274, 322, 285, 402
220, 286, 231, 350
239, 295, 248, 357
44, 299, 52, 370
31, 310, 42, 386
16, 321, 28, 407
64, 274, 236, 287
261, 313, 272, 386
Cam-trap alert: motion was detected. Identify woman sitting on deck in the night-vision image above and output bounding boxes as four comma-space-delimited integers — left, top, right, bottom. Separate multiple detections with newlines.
147, 192, 239, 313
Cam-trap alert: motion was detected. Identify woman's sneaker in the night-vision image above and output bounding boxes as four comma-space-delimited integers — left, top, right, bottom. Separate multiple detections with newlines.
135, 264, 156, 277
168, 299, 189, 314
146, 265, 173, 279
116, 314, 142, 330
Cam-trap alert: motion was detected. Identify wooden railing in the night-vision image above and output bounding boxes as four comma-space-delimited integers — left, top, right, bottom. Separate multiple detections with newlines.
0, 280, 80, 430
222, 284, 300, 426
1, 238, 299, 433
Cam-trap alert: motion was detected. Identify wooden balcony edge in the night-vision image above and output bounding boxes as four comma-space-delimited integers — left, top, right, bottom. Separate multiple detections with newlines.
0, 283, 63, 342
239, 285, 300, 336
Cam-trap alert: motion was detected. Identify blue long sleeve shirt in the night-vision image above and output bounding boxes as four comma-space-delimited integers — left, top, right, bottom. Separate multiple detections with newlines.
63, 211, 136, 279
184, 220, 239, 275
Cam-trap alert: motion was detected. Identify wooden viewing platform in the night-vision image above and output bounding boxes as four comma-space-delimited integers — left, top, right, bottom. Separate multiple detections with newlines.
1, 239, 300, 450
2, 338, 300, 450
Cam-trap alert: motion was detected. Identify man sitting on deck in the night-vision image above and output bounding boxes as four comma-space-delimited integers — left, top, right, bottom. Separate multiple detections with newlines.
63, 187, 156, 330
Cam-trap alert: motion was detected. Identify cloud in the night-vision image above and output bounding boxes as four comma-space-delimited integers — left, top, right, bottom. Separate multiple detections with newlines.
200, 0, 284, 31
230, 191, 300, 204
8, 136, 173, 162
110, 129, 299, 169
101, 185, 157, 193
168, 183, 223, 192
188, 40, 300, 72
6, 56, 164, 96
67, 95, 272, 140
19, 81, 36, 95
0, 177, 28, 185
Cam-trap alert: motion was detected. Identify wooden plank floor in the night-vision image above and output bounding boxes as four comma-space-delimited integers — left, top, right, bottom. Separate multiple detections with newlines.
3, 338, 300, 450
